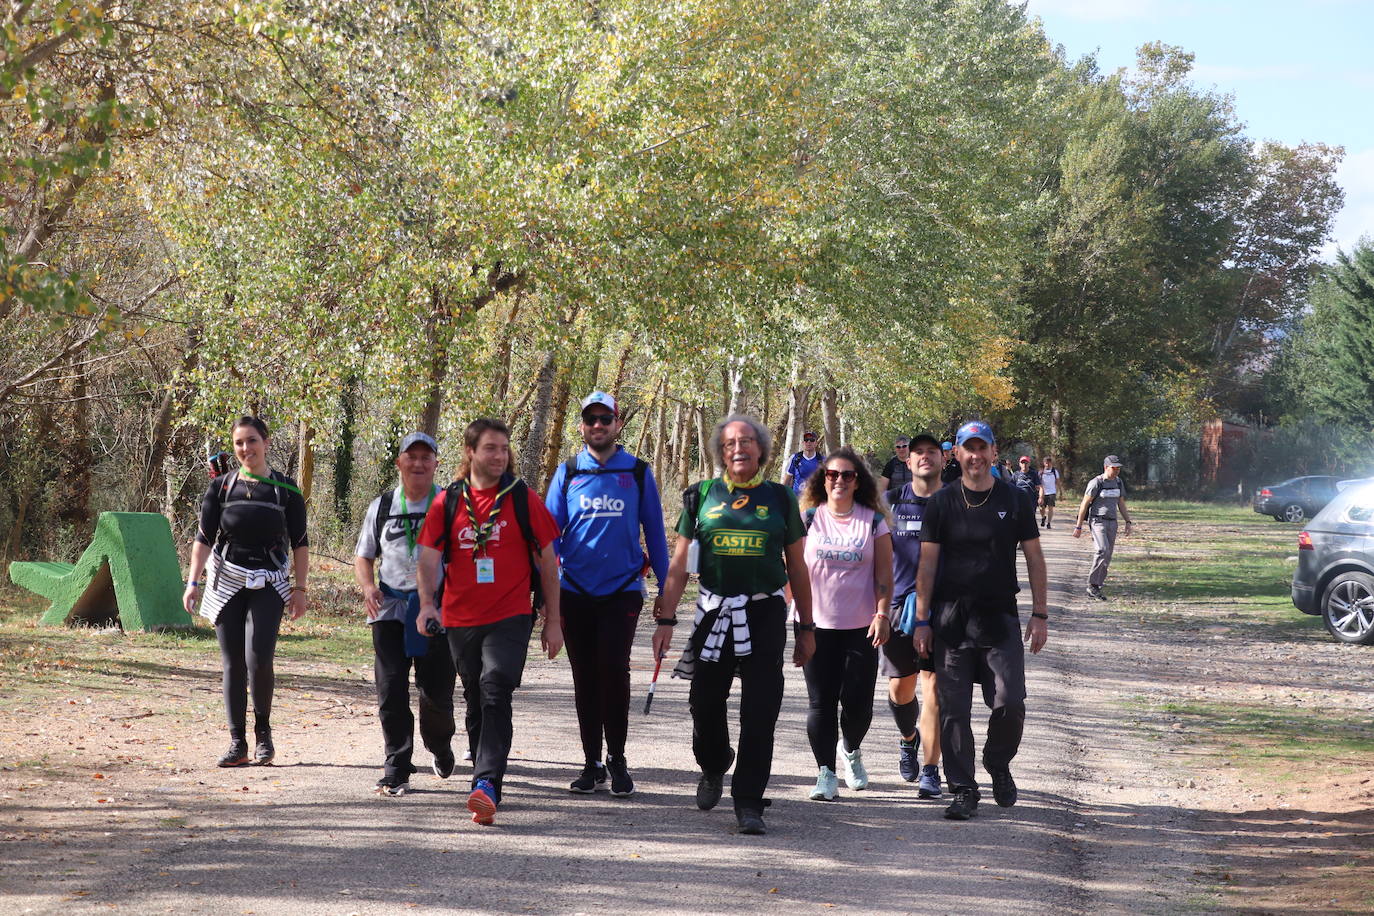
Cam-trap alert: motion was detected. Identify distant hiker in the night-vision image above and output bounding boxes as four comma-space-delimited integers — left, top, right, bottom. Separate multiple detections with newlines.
1011, 456, 1041, 503
354, 431, 458, 797
913, 420, 1049, 821
879, 436, 913, 493
545, 391, 671, 799
799, 447, 893, 801
654, 414, 816, 836
415, 419, 563, 826
183, 416, 309, 769
883, 433, 945, 799
1073, 455, 1134, 600
939, 441, 961, 485
1038, 457, 1061, 529
782, 430, 825, 496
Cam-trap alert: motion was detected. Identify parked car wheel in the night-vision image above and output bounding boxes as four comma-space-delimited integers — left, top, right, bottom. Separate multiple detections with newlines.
1283, 503, 1306, 523
1321, 572, 1374, 645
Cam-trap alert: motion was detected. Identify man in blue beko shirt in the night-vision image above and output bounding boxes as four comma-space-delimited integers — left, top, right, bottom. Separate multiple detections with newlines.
546, 391, 671, 799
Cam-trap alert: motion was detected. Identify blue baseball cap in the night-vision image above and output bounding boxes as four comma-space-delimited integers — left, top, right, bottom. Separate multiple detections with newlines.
399, 431, 438, 454
941, 441, 953, 450
954, 420, 995, 447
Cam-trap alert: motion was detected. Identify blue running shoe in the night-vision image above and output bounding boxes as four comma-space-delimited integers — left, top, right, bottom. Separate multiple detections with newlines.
467, 778, 497, 825
898, 739, 919, 783
917, 764, 942, 799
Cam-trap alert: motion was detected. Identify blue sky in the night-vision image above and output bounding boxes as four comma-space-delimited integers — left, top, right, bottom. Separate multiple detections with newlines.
1021, 0, 1373, 259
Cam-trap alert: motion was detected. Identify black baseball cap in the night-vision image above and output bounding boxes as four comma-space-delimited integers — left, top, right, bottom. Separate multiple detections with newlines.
908, 433, 941, 449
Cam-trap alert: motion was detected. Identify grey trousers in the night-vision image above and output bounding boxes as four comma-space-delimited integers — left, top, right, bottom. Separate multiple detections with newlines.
933, 623, 1027, 793
1089, 517, 1118, 587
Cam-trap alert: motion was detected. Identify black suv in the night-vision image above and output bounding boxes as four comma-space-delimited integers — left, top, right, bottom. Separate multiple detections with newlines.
1292, 482, 1374, 644
1252, 476, 1340, 523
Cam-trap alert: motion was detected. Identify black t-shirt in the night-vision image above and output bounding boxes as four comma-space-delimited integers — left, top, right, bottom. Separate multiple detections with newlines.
940, 458, 962, 484
920, 479, 1039, 644
1012, 468, 1041, 494
197, 471, 309, 569
882, 456, 913, 490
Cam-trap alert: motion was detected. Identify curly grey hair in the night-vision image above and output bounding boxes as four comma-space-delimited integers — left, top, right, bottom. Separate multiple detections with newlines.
710, 414, 773, 469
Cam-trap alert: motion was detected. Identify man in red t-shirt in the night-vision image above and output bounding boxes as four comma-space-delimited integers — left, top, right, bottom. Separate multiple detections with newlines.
416, 418, 562, 825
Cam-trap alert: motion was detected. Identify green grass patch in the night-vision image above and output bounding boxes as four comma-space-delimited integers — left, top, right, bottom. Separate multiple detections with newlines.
1155, 701, 1374, 772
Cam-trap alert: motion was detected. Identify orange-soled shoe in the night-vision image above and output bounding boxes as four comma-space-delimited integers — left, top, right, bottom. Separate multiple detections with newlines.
467, 778, 497, 825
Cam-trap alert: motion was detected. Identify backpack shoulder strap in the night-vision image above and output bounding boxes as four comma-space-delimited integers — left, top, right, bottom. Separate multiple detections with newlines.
559, 457, 580, 501
439, 481, 463, 563
510, 480, 538, 550
631, 458, 648, 500
373, 489, 395, 550
803, 507, 817, 530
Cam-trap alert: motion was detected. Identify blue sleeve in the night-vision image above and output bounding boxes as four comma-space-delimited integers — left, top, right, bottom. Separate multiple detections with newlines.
640, 468, 671, 594
545, 464, 568, 557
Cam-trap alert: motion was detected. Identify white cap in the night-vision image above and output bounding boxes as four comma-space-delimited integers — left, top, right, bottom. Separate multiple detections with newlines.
580, 391, 618, 417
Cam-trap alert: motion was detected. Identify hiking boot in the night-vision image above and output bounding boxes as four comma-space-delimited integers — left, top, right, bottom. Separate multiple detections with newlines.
838, 740, 868, 790
696, 748, 734, 811
375, 773, 409, 797
1086, 584, 1105, 600
944, 787, 980, 820
989, 766, 1018, 807
432, 748, 455, 780
917, 764, 942, 799
467, 778, 497, 825
217, 740, 250, 768
570, 762, 606, 794
253, 733, 274, 766
808, 766, 839, 801
898, 738, 919, 783
606, 755, 635, 798
735, 804, 767, 835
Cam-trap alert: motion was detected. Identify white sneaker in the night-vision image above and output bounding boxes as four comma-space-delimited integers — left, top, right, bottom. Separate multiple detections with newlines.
809, 766, 839, 800
839, 741, 869, 790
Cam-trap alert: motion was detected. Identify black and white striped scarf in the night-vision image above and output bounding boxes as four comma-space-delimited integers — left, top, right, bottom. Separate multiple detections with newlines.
199, 553, 290, 624
671, 586, 784, 681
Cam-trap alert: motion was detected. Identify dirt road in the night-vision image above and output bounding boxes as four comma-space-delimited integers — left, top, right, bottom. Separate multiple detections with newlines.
0, 524, 1365, 914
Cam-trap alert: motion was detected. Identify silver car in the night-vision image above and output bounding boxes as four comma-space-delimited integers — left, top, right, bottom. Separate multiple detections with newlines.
1292, 480, 1374, 644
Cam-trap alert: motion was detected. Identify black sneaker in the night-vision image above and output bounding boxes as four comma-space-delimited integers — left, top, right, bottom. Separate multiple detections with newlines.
217, 740, 250, 768
696, 748, 734, 810
606, 755, 635, 798
432, 748, 455, 779
989, 767, 1018, 807
944, 787, 980, 820
375, 773, 409, 797
898, 738, 919, 782
1086, 584, 1105, 600
253, 733, 274, 766
735, 805, 766, 835
569, 762, 606, 794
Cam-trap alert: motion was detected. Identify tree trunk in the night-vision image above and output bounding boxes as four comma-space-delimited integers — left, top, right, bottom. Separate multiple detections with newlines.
676, 402, 692, 490
333, 374, 359, 526
493, 288, 526, 405
138, 328, 202, 512
724, 358, 744, 416
522, 348, 558, 484
297, 423, 315, 503
654, 394, 671, 486
55, 341, 92, 541
419, 284, 450, 439
610, 336, 633, 404
696, 405, 714, 477
820, 386, 841, 454
540, 363, 573, 491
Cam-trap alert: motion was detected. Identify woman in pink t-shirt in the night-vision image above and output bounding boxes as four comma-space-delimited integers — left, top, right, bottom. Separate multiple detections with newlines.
799, 447, 893, 800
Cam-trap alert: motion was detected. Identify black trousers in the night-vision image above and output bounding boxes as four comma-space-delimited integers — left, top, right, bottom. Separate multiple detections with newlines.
372, 620, 457, 779
689, 596, 787, 807
214, 587, 284, 741
933, 619, 1027, 793
802, 626, 878, 769
561, 589, 642, 765
446, 613, 534, 799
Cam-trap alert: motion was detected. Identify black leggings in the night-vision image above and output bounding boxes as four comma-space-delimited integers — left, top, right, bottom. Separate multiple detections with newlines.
214, 587, 284, 741
561, 589, 642, 764
802, 626, 878, 770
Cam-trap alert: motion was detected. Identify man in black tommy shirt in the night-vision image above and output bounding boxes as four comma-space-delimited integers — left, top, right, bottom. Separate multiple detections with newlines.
913, 420, 1049, 821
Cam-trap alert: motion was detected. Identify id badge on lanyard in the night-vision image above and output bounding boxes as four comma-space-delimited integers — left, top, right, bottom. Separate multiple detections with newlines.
475, 557, 495, 584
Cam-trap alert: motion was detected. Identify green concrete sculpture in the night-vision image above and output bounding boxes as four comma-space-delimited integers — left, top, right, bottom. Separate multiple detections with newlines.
8, 512, 190, 630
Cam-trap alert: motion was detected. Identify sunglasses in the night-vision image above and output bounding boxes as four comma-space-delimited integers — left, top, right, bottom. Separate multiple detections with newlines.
803, 437, 817, 442
824, 469, 857, 482
583, 413, 616, 426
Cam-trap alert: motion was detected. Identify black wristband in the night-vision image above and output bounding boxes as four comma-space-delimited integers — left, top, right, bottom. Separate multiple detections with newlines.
1031, 611, 1048, 620
793, 621, 815, 633
912, 619, 932, 628
654, 617, 678, 627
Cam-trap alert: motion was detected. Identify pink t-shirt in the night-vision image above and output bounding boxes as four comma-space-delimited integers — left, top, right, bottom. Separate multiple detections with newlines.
805, 504, 890, 630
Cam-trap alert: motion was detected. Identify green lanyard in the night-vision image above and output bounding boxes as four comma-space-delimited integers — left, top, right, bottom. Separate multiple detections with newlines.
461, 478, 519, 557
400, 484, 438, 557
240, 469, 303, 496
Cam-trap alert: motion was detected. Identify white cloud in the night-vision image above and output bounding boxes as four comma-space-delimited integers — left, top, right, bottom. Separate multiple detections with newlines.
1324, 146, 1374, 260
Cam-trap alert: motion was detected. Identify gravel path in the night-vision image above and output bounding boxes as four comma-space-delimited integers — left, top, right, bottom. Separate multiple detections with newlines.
3, 522, 1367, 914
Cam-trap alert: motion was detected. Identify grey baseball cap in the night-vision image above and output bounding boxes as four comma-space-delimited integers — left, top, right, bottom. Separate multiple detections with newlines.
1103, 454, 1122, 467
399, 431, 439, 454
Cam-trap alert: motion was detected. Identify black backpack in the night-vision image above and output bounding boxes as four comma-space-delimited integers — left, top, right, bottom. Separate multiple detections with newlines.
431, 473, 544, 612
215, 468, 292, 566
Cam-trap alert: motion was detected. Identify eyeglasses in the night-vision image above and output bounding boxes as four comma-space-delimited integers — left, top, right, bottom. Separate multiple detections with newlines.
824, 469, 857, 482
803, 437, 817, 443
583, 413, 616, 426
722, 437, 757, 450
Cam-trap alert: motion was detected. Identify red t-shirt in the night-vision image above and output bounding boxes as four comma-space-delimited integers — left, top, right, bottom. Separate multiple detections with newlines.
417, 482, 560, 628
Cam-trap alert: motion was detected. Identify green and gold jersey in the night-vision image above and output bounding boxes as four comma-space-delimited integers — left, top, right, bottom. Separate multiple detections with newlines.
676, 478, 805, 597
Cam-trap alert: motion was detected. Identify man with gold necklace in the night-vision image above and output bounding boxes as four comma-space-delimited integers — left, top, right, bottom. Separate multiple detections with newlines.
912, 420, 1049, 821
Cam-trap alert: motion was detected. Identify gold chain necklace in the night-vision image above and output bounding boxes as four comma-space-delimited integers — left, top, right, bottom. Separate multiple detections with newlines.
961, 482, 992, 509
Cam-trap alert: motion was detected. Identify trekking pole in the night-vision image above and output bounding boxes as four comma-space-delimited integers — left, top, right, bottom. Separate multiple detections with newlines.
643, 651, 666, 715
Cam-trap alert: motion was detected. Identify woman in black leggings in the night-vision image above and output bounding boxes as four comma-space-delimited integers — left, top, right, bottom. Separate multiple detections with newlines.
798, 447, 893, 800
183, 417, 309, 767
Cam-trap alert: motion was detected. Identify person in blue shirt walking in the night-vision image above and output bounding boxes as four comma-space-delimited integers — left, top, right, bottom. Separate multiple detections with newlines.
782, 431, 825, 496
546, 391, 671, 798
